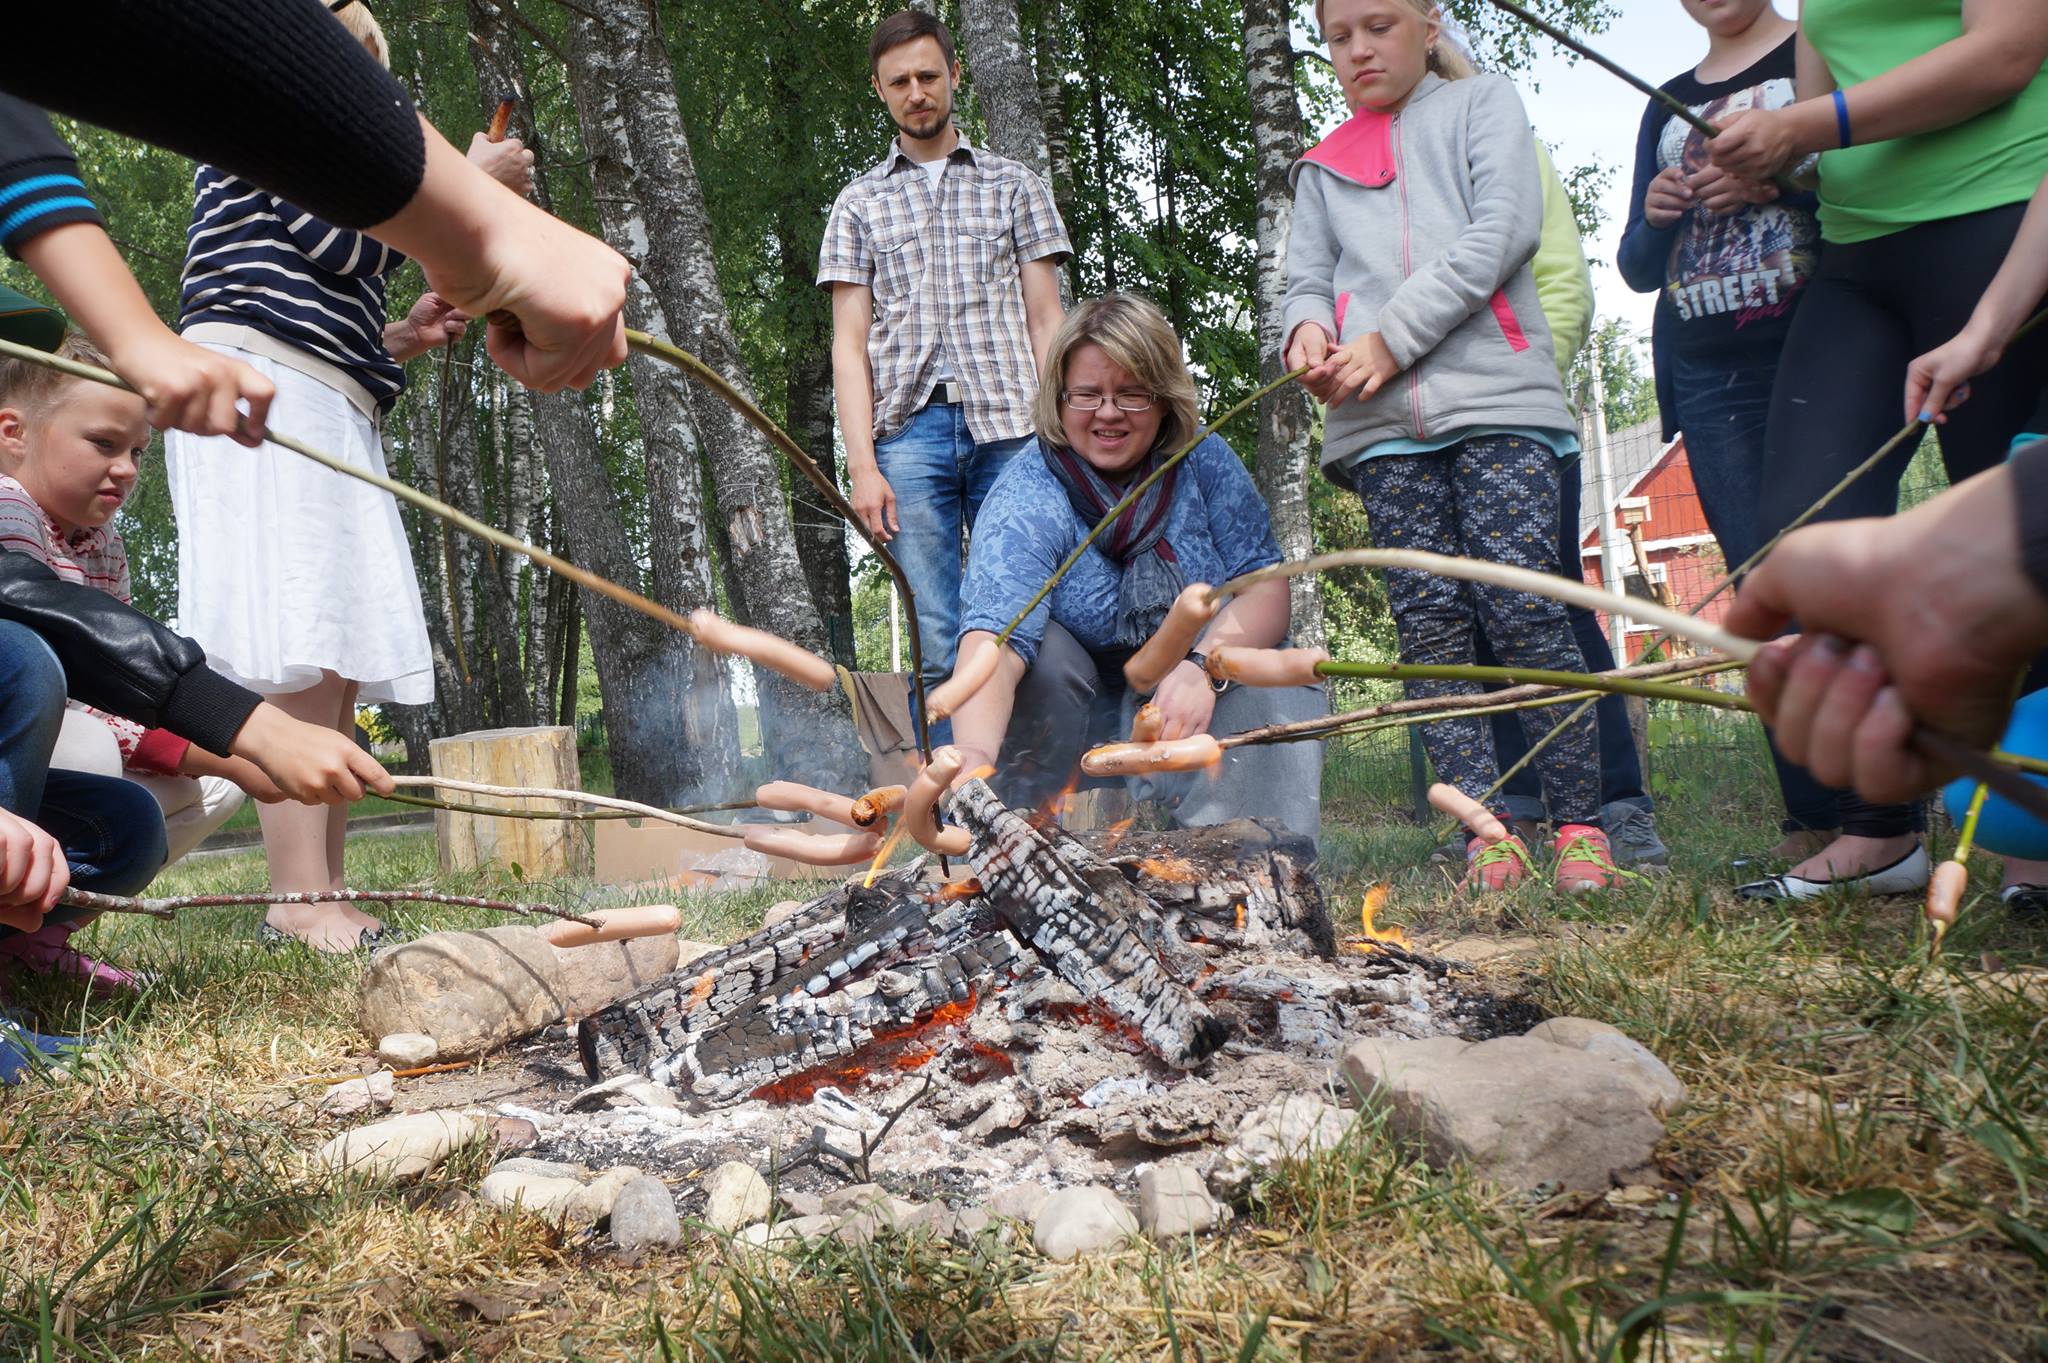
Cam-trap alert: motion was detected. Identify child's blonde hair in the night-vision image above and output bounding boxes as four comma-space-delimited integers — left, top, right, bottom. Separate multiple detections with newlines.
1314, 0, 1477, 80
333, 1, 391, 70
0, 332, 113, 419
1033, 294, 1201, 456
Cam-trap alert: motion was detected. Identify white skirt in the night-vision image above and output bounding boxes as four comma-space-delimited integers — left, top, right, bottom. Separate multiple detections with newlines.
164, 345, 434, 705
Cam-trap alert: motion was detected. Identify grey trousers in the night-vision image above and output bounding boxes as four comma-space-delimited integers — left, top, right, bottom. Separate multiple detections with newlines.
992, 622, 1327, 841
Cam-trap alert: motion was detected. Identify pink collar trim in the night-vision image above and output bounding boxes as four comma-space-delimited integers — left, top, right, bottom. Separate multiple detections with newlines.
1302, 107, 1397, 189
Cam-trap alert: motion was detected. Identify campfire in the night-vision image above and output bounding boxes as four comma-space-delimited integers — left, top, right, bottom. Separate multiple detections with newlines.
533, 782, 1522, 1196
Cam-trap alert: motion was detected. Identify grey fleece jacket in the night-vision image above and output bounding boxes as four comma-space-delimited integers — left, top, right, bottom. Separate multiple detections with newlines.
1281, 72, 1574, 470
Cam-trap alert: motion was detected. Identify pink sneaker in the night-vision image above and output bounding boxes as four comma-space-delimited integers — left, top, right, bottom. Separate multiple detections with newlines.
0, 922, 150, 996
1553, 824, 1621, 894
1462, 835, 1533, 893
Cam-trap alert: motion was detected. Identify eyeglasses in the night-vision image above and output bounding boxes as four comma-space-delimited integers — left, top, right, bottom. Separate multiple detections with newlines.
1062, 390, 1157, 413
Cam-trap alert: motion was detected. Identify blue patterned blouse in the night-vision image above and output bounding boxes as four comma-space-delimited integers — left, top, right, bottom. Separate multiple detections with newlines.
959, 434, 1284, 666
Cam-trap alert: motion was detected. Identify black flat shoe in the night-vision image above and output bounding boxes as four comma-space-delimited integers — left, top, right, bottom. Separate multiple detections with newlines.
2001, 884, 2048, 915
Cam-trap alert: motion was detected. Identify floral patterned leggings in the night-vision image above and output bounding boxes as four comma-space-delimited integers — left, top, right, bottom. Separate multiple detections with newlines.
1348, 433, 1602, 830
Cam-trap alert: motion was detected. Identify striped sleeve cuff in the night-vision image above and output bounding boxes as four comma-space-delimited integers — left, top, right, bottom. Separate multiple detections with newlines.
0, 157, 103, 257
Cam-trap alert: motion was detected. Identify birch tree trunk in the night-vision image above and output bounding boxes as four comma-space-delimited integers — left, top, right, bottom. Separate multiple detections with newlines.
569, 0, 863, 790
958, 0, 1052, 178
468, 0, 735, 803
1243, 0, 1323, 646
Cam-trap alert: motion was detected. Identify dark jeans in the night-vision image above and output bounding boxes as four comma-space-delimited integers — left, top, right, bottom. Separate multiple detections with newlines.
1762, 202, 2048, 838
0, 620, 167, 930
873, 399, 1033, 745
1484, 454, 1651, 825
992, 621, 1327, 840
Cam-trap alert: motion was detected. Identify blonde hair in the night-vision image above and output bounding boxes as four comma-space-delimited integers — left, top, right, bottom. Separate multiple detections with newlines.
334, 2, 391, 69
1033, 295, 1201, 457
0, 332, 114, 419
1314, 0, 1476, 80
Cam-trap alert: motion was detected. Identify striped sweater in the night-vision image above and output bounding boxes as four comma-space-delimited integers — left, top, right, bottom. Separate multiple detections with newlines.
177, 165, 406, 410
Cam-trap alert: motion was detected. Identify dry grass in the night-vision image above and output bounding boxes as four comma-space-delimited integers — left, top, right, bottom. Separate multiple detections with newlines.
4, 769, 2047, 1361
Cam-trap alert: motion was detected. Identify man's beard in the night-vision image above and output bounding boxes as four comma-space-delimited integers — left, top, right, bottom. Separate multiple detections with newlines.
894, 105, 951, 142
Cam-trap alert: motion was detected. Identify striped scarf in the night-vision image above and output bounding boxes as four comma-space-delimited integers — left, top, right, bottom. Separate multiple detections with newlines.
1038, 437, 1184, 648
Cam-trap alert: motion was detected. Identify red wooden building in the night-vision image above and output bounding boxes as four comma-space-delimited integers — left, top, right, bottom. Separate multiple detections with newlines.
1577, 418, 1730, 662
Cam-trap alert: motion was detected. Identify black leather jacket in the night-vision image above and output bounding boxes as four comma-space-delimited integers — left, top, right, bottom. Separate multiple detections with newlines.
0, 552, 259, 757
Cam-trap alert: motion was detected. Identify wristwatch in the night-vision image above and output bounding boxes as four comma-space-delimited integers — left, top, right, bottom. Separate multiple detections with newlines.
1183, 651, 1230, 692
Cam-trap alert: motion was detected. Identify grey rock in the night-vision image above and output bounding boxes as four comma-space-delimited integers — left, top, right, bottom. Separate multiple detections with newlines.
610, 1175, 683, 1252
1138, 1164, 1227, 1240
478, 1162, 644, 1226
376, 1032, 439, 1068
776, 1187, 824, 1218
1522, 1017, 1688, 1116
317, 1071, 394, 1118
489, 1157, 590, 1180
984, 1182, 1048, 1223
820, 1182, 892, 1217
703, 1162, 772, 1232
1031, 1186, 1137, 1262
952, 1206, 993, 1242
1207, 1094, 1355, 1200
900, 1203, 958, 1241
315, 1110, 488, 1183
1341, 1034, 1666, 1191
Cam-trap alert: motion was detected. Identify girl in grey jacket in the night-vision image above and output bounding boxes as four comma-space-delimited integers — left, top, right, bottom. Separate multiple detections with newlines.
1284, 0, 1613, 894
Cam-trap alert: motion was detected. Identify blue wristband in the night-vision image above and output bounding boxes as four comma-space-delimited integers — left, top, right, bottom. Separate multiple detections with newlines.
1832, 89, 1851, 149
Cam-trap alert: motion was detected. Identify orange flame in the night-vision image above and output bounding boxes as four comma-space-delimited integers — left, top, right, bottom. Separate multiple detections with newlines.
1100, 817, 1136, 853
861, 817, 910, 888
935, 877, 984, 903
1352, 883, 1408, 950
1036, 771, 1084, 827
1134, 854, 1202, 884
1234, 902, 1246, 932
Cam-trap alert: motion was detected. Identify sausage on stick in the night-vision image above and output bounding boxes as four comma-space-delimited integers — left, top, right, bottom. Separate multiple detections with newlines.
689, 609, 837, 692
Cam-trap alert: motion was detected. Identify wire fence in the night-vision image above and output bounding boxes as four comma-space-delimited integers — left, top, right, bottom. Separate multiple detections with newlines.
1321, 419, 1953, 827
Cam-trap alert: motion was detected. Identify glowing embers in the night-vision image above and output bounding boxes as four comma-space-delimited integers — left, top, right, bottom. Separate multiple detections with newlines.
1134, 854, 1203, 884
751, 993, 985, 1103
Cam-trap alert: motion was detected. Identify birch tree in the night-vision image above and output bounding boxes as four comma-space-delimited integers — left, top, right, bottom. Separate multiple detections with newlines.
1243, 0, 1322, 645
568, 0, 864, 790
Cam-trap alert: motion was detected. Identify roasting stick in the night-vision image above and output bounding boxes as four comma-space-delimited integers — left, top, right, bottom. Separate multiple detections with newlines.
392, 775, 745, 837
1201, 550, 2048, 825
381, 791, 756, 822
56, 886, 601, 929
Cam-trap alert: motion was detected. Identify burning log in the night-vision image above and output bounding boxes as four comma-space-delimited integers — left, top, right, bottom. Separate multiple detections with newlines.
948, 779, 1231, 1068
1086, 819, 1335, 958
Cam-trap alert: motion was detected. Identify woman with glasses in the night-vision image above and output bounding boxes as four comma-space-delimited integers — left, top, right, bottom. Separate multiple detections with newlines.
944, 294, 1326, 838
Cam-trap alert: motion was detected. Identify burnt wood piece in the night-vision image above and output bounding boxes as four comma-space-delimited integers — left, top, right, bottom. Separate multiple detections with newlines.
949, 779, 1232, 1068
1085, 819, 1336, 959
577, 867, 1039, 1102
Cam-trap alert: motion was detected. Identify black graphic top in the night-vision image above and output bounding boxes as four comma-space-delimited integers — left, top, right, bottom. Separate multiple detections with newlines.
1619, 38, 1821, 428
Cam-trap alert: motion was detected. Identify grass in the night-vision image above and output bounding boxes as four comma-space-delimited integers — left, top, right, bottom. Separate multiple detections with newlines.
4, 735, 2047, 1361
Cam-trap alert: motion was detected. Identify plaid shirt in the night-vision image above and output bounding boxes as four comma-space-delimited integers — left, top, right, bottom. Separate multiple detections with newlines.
0, 475, 187, 775
818, 134, 1071, 445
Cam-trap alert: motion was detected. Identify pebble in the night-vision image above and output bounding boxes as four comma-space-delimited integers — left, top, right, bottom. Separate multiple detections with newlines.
316, 1071, 394, 1118
610, 1175, 683, 1252
376, 1032, 439, 1068
984, 1182, 1048, 1224
1031, 1185, 1137, 1262
703, 1162, 771, 1232
1138, 1164, 1227, 1240
314, 1110, 487, 1183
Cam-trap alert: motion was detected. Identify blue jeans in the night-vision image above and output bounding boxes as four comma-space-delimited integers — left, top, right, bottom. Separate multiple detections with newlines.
1484, 455, 1650, 825
1670, 350, 1770, 578
0, 621, 167, 927
874, 400, 1032, 740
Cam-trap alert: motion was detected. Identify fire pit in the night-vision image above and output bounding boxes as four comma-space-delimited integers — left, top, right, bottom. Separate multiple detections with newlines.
498, 781, 1532, 1205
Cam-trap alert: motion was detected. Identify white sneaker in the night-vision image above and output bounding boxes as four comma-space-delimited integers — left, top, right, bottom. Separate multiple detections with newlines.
1735, 843, 1929, 902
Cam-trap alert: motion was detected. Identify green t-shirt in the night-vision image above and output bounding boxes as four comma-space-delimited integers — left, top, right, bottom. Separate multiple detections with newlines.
1806, 0, 2048, 244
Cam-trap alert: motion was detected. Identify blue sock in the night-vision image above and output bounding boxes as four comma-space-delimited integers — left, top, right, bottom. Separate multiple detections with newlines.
0, 1019, 83, 1084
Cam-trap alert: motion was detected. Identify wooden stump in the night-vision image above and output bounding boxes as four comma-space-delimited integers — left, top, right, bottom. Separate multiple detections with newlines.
429, 726, 590, 878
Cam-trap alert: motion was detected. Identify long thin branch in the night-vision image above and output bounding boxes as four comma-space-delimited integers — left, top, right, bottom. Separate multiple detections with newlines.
1221, 655, 1736, 749
381, 790, 757, 822
1311, 658, 1752, 710
391, 775, 745, 837
58, 886, 599, 928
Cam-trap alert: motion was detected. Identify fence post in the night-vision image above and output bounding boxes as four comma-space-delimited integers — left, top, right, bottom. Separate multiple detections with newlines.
1408, 727, 1430, 823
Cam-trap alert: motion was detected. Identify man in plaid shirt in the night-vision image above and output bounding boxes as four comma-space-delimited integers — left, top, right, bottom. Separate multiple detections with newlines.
819, 9, 1070, 734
